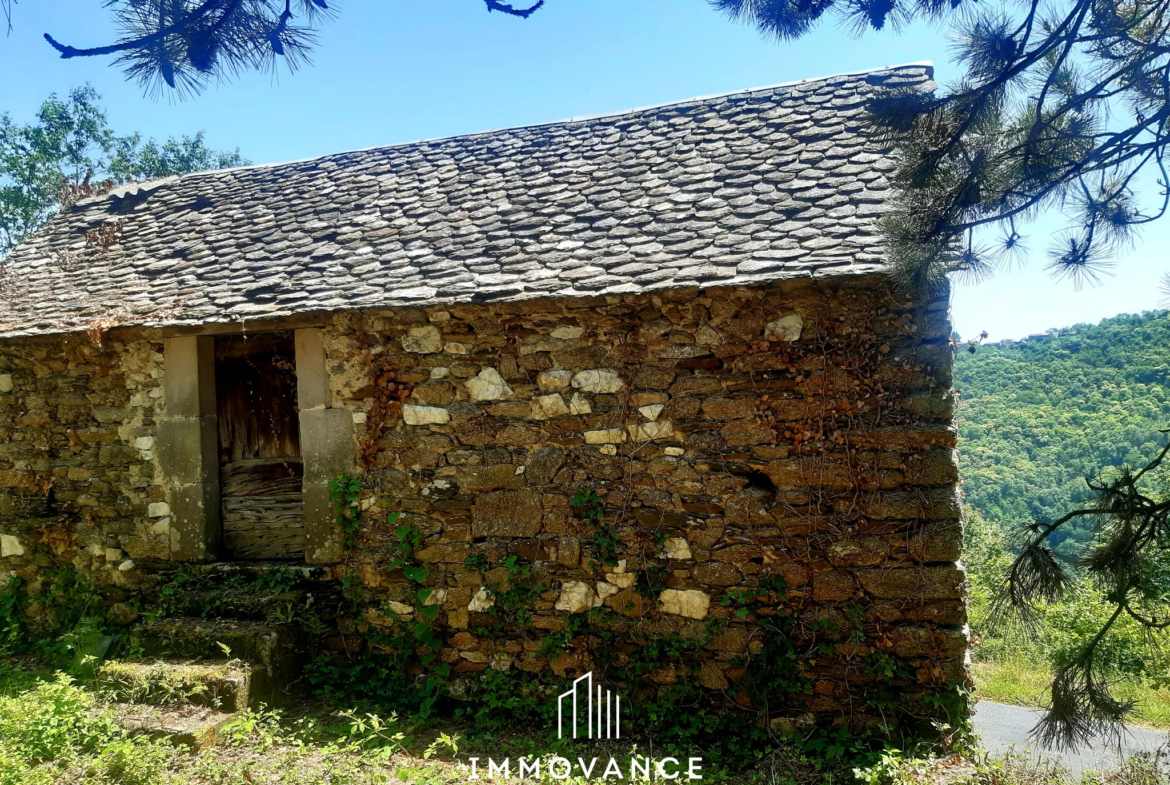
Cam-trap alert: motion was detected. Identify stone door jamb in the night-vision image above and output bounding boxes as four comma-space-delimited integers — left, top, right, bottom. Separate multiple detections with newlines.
158, 326, 355, 564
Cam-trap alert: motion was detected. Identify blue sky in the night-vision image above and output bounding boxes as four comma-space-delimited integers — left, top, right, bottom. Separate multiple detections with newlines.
3, 1, 1168, 340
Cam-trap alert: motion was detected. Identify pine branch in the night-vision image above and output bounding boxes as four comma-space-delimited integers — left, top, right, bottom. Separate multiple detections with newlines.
997, 434, 1170, 746
44, 0, 231, 59
484, 0, 545, 18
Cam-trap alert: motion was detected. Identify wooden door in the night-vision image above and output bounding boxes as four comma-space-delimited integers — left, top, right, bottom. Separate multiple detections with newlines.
215, 333, 305, 560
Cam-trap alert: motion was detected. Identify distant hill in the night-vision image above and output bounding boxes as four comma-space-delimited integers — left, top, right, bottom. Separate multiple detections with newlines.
955, 311, 1170, 555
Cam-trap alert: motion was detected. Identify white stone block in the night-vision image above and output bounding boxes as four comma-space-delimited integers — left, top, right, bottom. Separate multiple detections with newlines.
468, 587, 495, 612
424, 588, 447, 607
664, 447, 685, 457
765, 313, 804, 341
572, 369, 624, 394
530, 394, 570, 420
606, 572, 636, 588
0, 535, 24, 558
696, 324, 721, 346
0, 374, 12, 394
403, 404, 450, 425
465, 368, 513, 402
537, 370, 572, 392
569, 393, 592, 415
401, 326, 442, 353
597, 581, 620, 601
551, 325, 583, 340
134, 436, 156, 450
658, 589, 710, 620
555, 580, 601, 613
147, 502, 171, 518
585, 429, 626, 445
639, 404, 664, 421
662, 537, 693, 560
628, 420, 673, 441
386, 601, 414, 615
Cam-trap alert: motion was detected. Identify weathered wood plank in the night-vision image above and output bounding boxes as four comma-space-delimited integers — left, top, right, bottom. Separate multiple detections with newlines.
215, 333, 301, 463
222, 496, 303, 529
220, 458, 305, 559
223, 528, 305, 560
221, 459, 303, 497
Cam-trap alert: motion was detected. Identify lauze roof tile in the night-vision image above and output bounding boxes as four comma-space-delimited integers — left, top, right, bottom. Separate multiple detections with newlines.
0, 63, 934, 338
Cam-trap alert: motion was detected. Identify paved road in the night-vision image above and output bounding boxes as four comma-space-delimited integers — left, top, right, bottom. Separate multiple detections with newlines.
973, 700, 1168, 775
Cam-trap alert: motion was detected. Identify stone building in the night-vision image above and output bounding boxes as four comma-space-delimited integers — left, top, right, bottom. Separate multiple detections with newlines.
0, 63, 967, 734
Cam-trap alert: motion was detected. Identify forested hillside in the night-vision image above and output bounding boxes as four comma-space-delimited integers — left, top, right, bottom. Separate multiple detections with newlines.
955, 311, 1170, 555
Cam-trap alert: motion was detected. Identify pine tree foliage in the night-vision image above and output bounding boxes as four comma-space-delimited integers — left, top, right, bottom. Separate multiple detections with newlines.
715, 0, 1170, 293
42, 1, 545, 99
43, 0, 334, 99
997, 440, 1170, 748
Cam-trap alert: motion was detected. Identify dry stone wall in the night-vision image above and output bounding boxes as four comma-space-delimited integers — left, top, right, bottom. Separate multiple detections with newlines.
0, 273, 968, 732
323, 274, 967, 728
0, 335, 170, 601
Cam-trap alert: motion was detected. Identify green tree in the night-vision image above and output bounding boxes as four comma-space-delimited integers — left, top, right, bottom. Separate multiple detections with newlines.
1000, 440, 1170, 746
956, 313, 1170, 558
108, 132, 247, 182
0, 85, 246, 256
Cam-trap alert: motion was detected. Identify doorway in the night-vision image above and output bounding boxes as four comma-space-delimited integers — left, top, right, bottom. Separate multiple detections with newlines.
215, 332, 304, 560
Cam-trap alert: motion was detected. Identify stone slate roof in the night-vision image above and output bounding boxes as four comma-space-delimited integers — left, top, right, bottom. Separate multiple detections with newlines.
0, 63, 934, 339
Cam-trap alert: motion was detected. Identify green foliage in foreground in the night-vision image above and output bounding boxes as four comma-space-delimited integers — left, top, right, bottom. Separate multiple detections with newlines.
972, 659, 1170, 731
956, 312, 1170, 558
0, 659, 935, 785
0, 658, 1164, 785
854, 745, 1170, 785
0, 664, 462, 785
964, 506, 1170, 679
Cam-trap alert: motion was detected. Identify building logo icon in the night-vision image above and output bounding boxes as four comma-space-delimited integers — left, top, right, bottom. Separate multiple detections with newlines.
557, 672, 622, 740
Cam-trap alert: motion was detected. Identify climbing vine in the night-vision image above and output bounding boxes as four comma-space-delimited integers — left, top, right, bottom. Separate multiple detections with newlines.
328, 473, 363, 552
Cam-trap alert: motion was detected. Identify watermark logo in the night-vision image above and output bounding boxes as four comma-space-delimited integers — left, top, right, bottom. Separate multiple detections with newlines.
468, 671, 704, 780
558, 671, 621, 740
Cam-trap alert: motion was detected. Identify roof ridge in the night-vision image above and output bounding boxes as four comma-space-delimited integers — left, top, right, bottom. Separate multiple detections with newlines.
151, 61, 934, 186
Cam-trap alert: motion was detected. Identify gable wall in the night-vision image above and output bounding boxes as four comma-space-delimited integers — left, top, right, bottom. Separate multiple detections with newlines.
321, 274, 967, 726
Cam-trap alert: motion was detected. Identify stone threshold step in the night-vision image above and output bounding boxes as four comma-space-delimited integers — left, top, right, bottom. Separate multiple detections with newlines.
194, 561, 329, 579
164, 587, 309, 621
117, 702, 235, 750
131, 618, 298, 706
98, 659, 252, 713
